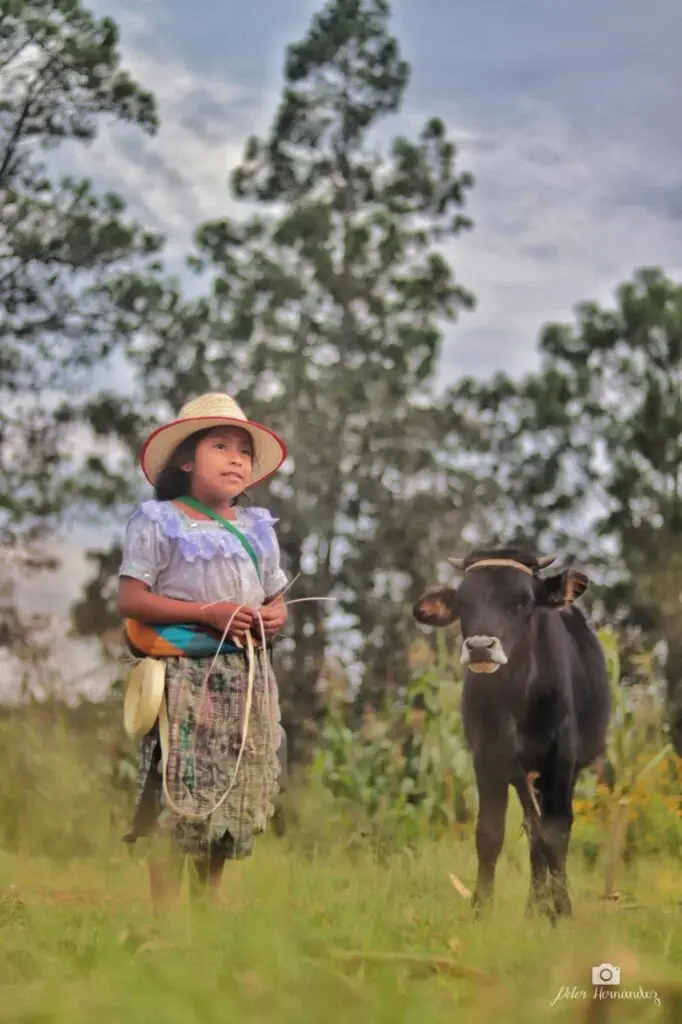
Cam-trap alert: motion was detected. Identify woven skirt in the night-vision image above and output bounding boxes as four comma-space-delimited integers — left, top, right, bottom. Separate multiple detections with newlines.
123, 650, 283, 859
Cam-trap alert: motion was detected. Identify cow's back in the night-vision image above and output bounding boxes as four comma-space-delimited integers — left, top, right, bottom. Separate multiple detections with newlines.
555, 605, 611, 770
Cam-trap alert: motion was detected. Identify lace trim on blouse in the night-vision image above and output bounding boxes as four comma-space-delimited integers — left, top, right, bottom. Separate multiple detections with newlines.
133, 499, 280, 566
119, 499, 288, 601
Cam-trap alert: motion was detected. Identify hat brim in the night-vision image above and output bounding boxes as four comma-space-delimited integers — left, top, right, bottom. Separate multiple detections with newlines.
140, 415, 287, 488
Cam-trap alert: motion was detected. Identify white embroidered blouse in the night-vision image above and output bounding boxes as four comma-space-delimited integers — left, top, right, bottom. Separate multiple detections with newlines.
118, 499, 288, 608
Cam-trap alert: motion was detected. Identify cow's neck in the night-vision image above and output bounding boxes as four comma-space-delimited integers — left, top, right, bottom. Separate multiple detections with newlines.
505, 619, 537, 699
492, 622, 538, 744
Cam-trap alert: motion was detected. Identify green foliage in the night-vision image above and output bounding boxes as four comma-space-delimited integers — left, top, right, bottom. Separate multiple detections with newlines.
1, 835, 681, 1022
312, 634, 475, 848
449, 268, 682, 752
0, 703, 680, 1020
570, 627, 682, 868
597, 627, 671, 798
0, 700, 129, 858
0, 0, 157, 164
0, 0, 162, 499
545, 270, 682, 750
624, 783, 682, 860
0, 0, 169, 677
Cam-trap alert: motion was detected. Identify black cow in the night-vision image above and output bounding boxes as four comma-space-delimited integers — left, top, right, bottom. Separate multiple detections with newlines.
412, 548, 611, 923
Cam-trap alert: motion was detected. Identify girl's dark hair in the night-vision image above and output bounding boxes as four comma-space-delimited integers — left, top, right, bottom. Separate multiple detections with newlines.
153, 427, 249, 506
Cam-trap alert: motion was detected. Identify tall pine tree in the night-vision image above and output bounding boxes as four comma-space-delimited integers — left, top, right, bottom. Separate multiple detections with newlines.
448, 267, 682, 753
1, 0, 165, 666
535, 267, 682, 753
74, 0, 480, 758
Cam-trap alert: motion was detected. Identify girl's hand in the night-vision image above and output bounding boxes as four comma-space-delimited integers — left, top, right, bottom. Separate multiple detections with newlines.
255, 596, 289, 638
201, 602, 255, 642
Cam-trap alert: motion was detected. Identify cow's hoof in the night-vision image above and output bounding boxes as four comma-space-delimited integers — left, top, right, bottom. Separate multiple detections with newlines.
524, 898, 540, 918
554, 899, 573, 921
471, 894, 492, 921
551, 886, 573, 920
526, 892, 554, 922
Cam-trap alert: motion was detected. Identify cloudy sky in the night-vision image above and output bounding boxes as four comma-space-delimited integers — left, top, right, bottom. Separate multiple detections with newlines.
75, 0, 682, 383
11, 0, 682, 694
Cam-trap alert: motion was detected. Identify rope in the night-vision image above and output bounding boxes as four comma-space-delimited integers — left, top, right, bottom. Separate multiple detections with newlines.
464, 559, 534, 576
157, 581, 336, 823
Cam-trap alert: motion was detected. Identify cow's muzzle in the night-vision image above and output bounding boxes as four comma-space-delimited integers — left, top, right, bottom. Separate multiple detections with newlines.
460, 635, 508, 674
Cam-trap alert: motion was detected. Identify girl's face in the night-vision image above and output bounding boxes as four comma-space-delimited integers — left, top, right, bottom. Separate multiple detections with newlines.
180, 426, 254, 501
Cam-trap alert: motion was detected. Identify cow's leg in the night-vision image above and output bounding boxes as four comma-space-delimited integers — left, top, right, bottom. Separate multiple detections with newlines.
539, 756, 576, 921
513, 775, 549, 917
471, 759, 508, 917
527, 822, 550, 917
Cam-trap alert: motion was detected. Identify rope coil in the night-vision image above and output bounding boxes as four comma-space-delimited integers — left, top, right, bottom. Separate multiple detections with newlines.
153, 577, 336, 822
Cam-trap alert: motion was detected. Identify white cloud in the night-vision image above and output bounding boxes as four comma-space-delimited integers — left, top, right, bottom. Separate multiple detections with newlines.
66, 10, 279, 261
433, 97, 682, 382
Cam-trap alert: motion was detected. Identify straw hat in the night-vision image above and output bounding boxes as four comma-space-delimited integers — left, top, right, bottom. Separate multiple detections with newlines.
139, 392, 287, 488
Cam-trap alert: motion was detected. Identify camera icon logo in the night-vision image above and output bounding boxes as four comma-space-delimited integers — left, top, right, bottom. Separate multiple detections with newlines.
592, 963, 621, 986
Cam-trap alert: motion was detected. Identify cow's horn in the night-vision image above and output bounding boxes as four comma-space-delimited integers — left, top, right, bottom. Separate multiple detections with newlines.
447, 557, 466, 570
536, 555, 557, 569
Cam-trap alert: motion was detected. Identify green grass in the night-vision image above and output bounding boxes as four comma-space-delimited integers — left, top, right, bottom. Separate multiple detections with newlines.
1, 803, 681, 1023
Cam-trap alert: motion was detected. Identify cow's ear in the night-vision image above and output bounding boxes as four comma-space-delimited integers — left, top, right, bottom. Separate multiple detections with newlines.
539, 568, 590, 608
413, 586, 460, 627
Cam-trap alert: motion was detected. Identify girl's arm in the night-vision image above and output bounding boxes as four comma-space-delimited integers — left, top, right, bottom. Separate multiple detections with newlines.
117, 576, 207, 624
117, 577, 255, 634
255, 513, 289, 636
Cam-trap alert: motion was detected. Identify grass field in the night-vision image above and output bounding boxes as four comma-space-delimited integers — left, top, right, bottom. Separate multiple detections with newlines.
1, 795, 680, 1024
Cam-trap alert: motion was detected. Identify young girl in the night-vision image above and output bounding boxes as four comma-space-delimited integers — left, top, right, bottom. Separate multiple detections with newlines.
116, 392, 289, 910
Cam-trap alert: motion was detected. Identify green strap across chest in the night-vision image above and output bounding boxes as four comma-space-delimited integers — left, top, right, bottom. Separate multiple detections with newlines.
179, 495, 262, 582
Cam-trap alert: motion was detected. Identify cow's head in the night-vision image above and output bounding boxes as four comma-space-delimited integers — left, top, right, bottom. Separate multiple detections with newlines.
412, 548, 589, 674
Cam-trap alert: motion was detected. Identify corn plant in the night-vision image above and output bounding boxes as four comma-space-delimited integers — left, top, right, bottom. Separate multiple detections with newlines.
596, 627, 672, 798
587, 627, 673, 897
313, 630, 476, 844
